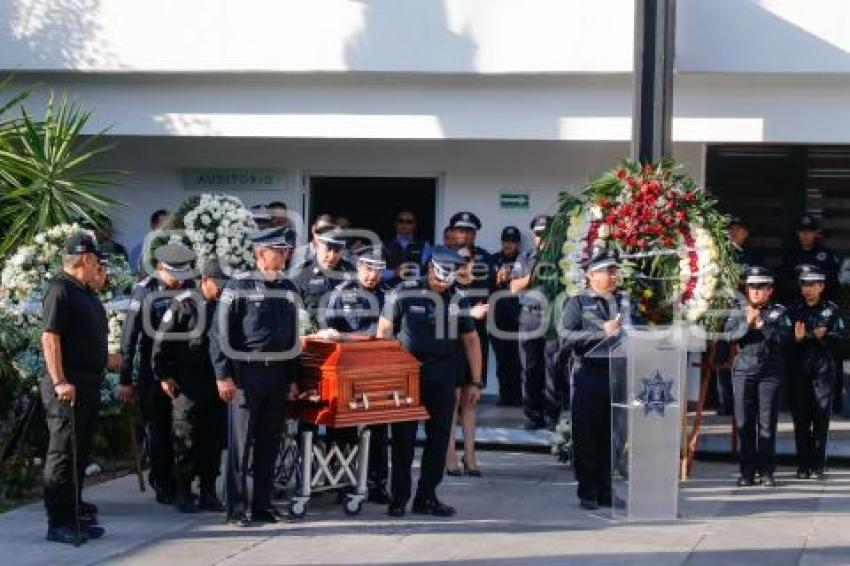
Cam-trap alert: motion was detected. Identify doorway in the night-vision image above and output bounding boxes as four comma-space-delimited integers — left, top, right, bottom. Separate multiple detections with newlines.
308, 176, 438, 245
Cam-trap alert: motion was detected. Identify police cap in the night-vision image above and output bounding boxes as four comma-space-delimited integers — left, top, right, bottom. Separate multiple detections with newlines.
530, 215, 551, 234
797, 214, 821, 231
430, 245, 465, 283
356, 246, 386, 270
583, 248, 619, 273
250, 226, 296, 249
449, 211, 482, 231
797, 264, 826, 283
501, 226, 521, 241
315, 224, 345, 249
64, 232, 98, 256
154, 243, 197, 280
744, 266, 774, 286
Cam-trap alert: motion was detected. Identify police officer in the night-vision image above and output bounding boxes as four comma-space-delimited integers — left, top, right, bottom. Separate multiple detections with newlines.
559, 249, 624, 510
780, 214, 841, 302
383, 208, 433, 286
291, 224, 355, 328
726, 267, 792, 487
789, 265, 846, 479
377, 246, 483, 517
152, 253, 227, 513
210, 227, 299, 527
729, 216, 758, 279
511, 215, 563, 430
118, 241, 197, 504
491, 226, 523, 406
325, 247, 393, 503
41, 232, 108, 543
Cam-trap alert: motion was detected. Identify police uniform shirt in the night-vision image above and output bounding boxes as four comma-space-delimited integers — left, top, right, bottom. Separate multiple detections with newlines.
119, 276, 195, 385
724, 301, 792, 377
290, 258, 355, 321
382, 278, 475, 359
492, 250, 520, 290
42, 272, 108, 384
780, 245, 841, 296
559, 289, 624, 359
325, 279, 389, 334
152, 290, 217, 381
512, 248, 545, 309
790, 299, 846, 354
382, 236, 432, 282
465, 245, 496, 303
210, 273, 298, 379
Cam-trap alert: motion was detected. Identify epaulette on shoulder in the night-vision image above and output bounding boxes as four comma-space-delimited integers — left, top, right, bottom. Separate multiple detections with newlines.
176, 290, 194, 302
136, 275, 153, 288
235, 272, 252, 280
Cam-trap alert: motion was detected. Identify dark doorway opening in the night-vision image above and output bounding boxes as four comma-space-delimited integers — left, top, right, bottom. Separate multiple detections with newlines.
309, 176, 437, 244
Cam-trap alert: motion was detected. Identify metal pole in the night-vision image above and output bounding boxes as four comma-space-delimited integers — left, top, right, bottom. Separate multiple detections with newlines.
632, 0, 676, 164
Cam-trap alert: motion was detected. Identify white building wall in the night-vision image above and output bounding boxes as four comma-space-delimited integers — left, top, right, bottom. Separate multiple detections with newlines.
98, 137, 704, 254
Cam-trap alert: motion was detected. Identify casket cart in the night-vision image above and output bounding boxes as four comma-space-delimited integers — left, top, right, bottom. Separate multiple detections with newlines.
278, 336, 428, 518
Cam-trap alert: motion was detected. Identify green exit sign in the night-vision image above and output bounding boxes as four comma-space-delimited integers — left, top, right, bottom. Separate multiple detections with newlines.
500, 192, 530, 210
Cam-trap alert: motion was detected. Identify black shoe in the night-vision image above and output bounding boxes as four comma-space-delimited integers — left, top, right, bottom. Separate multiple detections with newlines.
411, 496, 456, 517
812, 470, 826, 480
445, 466, 463, 477
736, 476, 756, 487
155, 489, 176, 505
761, 474, 776, 487
46, 525, 88, 545
387, 500, 407, 517
199, 489, 225, 512
523, 420, 546, 431
796, 468, 811, 480
82, 524, 105, 540
227, 512, 251, 527
462, 457, 482, 478
251, 506, 285, 523
80, 501, 98, 515
579, 498, 599, 510
368, 484, 392, 505
175, 497, 199, 514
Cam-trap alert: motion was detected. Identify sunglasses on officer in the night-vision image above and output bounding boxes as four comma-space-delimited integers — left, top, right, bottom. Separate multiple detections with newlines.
396, 216, 416, 225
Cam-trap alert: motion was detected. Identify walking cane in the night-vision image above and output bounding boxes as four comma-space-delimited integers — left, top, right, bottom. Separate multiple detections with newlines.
69, 401, 82, 547
125, 406, 146, 492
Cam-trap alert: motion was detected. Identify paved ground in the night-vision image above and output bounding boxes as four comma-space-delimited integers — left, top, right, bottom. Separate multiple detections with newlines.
3, 451, 850, 566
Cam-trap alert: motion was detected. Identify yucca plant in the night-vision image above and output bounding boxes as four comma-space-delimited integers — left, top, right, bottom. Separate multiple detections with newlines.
0, 89, 122, 256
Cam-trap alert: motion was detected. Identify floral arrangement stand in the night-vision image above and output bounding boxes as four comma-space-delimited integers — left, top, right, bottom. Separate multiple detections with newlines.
605, 324, 688, 522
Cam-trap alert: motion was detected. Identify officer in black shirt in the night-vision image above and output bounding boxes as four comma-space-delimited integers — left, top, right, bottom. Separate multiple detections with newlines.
377, 246, 482, 518
152, 254, 227, 513
41, 233, 108, 544
118, 242, 197, 504
559, 249, 625, 510
325, 247, 393, 503
511, 215, 564, 430
382, 208, 433, 286
291, 224, 355, 329
210, 227, 299, 527
491, 226, 523, 406
725, 267, 792, 487
779, 214, 841, 302
788, 265, 846, 479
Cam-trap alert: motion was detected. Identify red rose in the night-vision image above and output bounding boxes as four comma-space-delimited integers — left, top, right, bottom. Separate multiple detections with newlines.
616, 168, 626, 179
683, 192, 695, 203
643, 164, 654, 175
637, 239, 648, 249
599, 198, 610, 208
604, 214, 617, 225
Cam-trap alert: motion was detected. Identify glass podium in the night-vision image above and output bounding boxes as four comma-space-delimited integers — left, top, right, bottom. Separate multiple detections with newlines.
589, 324, 687, 522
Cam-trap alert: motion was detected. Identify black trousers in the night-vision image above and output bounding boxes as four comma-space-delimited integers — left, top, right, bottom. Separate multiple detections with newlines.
790, 355, 834, 473
149, 383, 174, 493
733, 372, 781, 478
226, 364, 287, 516
571, 361, 611, 502
391, 356, 457, 503
491, 299, 522, 404
519, 309, 566, 424
367, 424, 389, 486
41, 377, 101, 528
171, 373, 225, 490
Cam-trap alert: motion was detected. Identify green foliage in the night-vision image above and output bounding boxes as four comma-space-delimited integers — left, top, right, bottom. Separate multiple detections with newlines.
0, 89, 123, 256
550, 414, 572, 464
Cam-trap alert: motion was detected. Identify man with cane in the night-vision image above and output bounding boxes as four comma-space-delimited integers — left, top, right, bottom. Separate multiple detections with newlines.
41, 233, 108, 544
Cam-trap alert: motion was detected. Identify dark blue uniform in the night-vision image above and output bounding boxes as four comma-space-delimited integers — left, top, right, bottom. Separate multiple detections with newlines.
326, 278, 392, 495
788, 299, 846, 475
559, 289, 625, 504
152, 290, 225, 507
513, 249, 564, 427
290, 257, 354, 329
726, 302, 792, 481
119, 275, 194, 498
211, 271, 299, 519
382, 277, 475, 506
780, 245, 841, 301
382, 237, 431, 286
491, 250, 522, 405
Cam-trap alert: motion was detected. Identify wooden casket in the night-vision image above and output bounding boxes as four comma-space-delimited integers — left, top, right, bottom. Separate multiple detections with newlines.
289, 336, 430, 427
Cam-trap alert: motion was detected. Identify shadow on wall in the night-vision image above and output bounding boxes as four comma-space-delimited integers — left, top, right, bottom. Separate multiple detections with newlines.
677, 0, 850, 72
345, 0, 477, 73
0, 0, 118, 69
